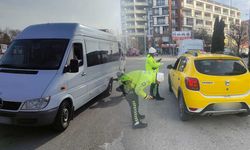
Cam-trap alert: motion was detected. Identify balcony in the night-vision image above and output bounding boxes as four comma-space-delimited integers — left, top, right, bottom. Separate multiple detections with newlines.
124, 2, 134, 7
134, 10, 146, 14
126, 18, 136, 22
184, 12, 192, 17
215, 10, 221, 14
127, 26, 136, 29
135, 25, 146, 29
135, 2, 148, 6
135, 17, 146, 21
126, 10, 135, 14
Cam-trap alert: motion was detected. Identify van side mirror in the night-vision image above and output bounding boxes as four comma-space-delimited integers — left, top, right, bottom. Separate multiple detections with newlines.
69, 59, 79, 73
167, 65, 173, 69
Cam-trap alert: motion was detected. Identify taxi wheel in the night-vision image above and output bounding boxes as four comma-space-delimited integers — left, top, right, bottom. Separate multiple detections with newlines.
168, 75, 173, 93
236, 112, 249, 117
178, 92, 191, 121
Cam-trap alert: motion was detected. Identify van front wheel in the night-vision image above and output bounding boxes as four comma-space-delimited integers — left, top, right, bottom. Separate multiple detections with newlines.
53, 101, 71, 132
102, 79, 113, 97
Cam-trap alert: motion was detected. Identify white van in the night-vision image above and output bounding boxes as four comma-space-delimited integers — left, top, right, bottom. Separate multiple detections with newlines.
178, 39, 204, 56
0, 23, 120, 131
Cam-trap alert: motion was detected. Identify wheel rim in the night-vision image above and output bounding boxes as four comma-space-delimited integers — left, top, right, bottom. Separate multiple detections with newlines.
62, 108, 69, 123
108, 82, 112, 94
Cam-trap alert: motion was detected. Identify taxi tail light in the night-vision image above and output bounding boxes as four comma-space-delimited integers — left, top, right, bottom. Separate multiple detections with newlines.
185, 77, 200, 91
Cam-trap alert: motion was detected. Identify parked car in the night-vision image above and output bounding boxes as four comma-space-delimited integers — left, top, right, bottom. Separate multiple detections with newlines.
167, 51, 250, 121
127, 48, 140, 56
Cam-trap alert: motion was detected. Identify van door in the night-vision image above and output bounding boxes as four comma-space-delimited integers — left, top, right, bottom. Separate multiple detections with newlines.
66, 40, 89, 109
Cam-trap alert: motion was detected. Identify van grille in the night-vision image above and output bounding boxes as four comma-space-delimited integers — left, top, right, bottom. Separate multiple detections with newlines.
0, 101, 22, 110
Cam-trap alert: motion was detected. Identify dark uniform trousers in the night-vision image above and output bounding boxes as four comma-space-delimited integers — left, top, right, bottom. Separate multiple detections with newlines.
125, 90, 140, 124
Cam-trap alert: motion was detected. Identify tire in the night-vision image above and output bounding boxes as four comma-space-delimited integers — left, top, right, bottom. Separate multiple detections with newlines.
178, 92, 191, 121
236, 112, 249, 117
53, 101, 71, 132
168, 75, 173, 93
102, 79, 113, 97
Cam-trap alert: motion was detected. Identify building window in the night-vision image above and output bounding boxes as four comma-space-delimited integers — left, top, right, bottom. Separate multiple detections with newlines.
157, 17, 166, 25
204, 12, 211, 18
195, 11, 202, 17
186, 18, 193, 26
184, 8, 192, 16
186, 0, 193, 5
215, 6, 221, 13
229, 18, 234, 23
196, 19, 203, 25
213, 14, 219, 19
156, 0, 165, 6
205, 21, 212, 26
223, 9, 228, 15
230, 10, 235, 17
196, 1, 203, 8
154, 9, 159, 15
222, 17, 227, 22
206, 4, 212, 10
237, 12, 240, 17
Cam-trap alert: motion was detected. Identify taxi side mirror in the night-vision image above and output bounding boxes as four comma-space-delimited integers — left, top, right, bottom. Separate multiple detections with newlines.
167, 65, 173, 69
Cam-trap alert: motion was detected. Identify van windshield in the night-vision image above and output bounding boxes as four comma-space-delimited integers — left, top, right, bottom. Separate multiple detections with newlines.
0, 39, 69, 70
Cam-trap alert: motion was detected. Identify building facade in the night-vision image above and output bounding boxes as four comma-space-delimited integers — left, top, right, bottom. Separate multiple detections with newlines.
121, 0, 241, 49
182, 0, 241, 34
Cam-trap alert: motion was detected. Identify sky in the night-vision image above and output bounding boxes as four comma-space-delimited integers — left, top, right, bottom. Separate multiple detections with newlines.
0, 0, 249, 33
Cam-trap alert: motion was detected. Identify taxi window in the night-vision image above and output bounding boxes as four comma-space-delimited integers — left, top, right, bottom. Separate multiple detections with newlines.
173, 58, 181, 70
178, 57, 188, 72
195, 59, 247, 76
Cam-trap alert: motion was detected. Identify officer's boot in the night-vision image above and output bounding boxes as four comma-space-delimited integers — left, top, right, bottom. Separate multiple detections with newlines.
155, 84, 165, 101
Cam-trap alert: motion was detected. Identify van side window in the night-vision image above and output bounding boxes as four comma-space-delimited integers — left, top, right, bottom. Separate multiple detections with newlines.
73, 43, 83, 66
66, 43, 84, 67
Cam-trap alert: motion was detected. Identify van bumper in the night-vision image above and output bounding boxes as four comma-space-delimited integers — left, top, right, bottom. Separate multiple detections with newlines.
0, 107, 58, 126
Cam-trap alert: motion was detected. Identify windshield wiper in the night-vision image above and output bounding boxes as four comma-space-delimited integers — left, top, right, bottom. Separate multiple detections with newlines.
0, 64, 22, 69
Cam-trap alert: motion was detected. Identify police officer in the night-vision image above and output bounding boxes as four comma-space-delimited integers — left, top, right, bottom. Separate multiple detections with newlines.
145, 47, 164, 100
117, 70, 164, 129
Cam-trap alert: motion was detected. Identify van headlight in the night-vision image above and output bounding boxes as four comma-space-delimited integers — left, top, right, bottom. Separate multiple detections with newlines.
21, 97, 50, 110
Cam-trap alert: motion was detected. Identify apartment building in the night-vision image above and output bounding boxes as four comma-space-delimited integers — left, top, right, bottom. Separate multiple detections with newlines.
147, 0, 241, 41
149, 0, 182, 41
121, 0, 241, 48
121, 0, 148, 37
182, 0, 241, 34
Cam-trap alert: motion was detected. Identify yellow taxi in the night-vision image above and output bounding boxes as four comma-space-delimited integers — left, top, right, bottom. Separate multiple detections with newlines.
167, 51, 250, 121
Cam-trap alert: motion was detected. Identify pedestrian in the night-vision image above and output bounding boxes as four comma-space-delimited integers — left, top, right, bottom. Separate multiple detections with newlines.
145, 47, 164, 100
116, 70, 164, 129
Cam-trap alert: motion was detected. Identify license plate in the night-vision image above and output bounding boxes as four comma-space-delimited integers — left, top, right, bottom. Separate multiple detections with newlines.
213, 103, 242, 111
0, 116, 11, 124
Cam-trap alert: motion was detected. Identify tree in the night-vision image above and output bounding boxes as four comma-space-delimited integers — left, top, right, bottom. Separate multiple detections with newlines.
194, 28, 212, 51
1, 33, 10, 44
211, 17, 225, 53
227, 24, 248, 56
8, 29, 21, 41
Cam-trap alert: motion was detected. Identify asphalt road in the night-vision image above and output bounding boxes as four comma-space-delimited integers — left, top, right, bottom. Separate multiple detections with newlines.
1, 56, 250, 150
